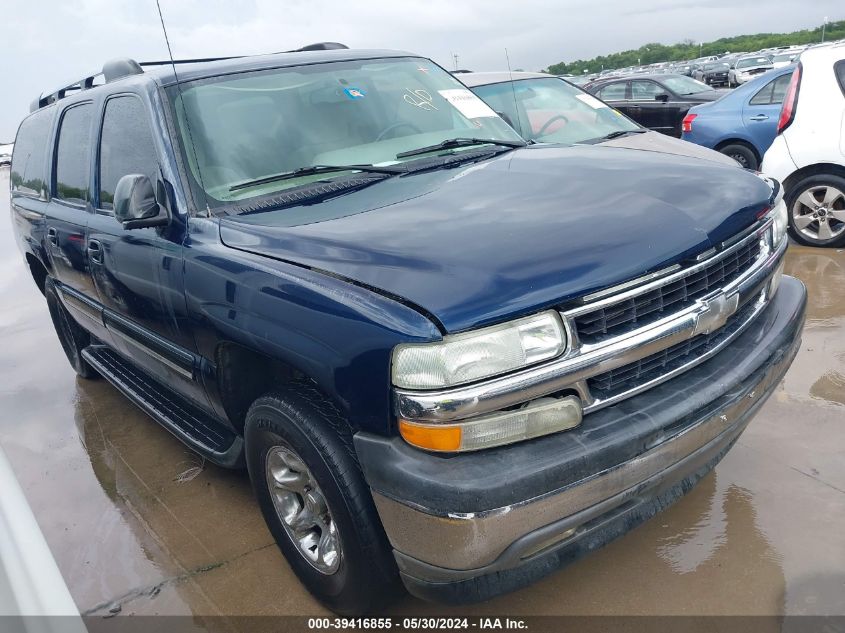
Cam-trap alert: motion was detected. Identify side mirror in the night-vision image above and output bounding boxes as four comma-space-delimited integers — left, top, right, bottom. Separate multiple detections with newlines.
654, 93, 670, 102
113, 174, 169, 230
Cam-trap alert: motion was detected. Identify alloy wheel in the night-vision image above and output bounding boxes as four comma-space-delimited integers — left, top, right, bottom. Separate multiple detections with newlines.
265, 445, 342, 574
791, 185, 845, 243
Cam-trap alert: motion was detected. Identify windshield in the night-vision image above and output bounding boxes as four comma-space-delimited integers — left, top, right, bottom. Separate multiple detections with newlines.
661, 75, 714, 95
470, 77, 639, 144
737, 57, 770, 69
169, 57, 522, 206
773, 53, 797, 62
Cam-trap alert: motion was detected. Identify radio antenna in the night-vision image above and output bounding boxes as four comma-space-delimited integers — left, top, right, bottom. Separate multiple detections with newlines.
504, 48, 519, 131
154, 0, 211, 215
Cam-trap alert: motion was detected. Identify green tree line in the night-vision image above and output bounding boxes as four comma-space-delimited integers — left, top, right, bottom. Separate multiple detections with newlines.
546, 20, 844, 75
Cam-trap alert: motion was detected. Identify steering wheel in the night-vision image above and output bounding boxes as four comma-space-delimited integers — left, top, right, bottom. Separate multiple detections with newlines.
376, 122, 422, 142
536, 114, 570, 136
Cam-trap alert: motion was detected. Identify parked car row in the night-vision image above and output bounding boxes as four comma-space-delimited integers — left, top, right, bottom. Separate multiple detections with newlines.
583, 74, 722, 137
684, 43, 845, 247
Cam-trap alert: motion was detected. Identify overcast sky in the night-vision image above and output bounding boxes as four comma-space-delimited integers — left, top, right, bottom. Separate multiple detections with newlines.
0, 0, 839, 140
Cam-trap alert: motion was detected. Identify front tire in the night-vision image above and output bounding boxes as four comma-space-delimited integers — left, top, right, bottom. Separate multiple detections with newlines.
785, 174, 845, 247
244, 385, 402, 614
44, 277, 99, 379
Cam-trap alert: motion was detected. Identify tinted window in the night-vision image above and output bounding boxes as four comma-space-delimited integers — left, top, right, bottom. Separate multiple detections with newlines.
54, 104, 93, 204
631, 81, 664, 99
597, 83, 627, 100
10, 108, 53, 199
99, 96, 159, 210
750, 74, 791, 106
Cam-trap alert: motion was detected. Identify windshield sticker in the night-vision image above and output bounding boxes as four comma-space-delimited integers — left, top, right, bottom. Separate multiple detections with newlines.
344, 88, 366, 100
575, 93, 608, 109
403, 88, 438, 110
438, 89, 498, 119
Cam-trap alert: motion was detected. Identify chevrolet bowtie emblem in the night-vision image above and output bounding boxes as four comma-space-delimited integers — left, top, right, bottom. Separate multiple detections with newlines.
693, 292, 739, 336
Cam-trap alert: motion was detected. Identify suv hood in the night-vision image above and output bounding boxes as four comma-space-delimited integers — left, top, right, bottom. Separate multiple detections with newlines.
602, 130, 739, 166
220, 145, 773, 333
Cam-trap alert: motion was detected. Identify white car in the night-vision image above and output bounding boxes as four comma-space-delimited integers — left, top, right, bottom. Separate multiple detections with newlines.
771, 48, 805, 69
761, 43, 845, 247
728, 55, 774, 86
0, 144, 13, 166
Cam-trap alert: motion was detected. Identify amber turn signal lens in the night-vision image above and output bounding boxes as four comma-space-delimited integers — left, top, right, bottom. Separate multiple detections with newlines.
398, 420, 462, 452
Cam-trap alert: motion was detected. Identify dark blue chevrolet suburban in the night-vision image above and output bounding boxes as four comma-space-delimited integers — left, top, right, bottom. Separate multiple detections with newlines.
10, 46, 805, 614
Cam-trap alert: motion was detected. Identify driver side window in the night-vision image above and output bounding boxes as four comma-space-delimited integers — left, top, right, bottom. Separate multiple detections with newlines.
631, 81, 664, 100
99, 96, 159, 211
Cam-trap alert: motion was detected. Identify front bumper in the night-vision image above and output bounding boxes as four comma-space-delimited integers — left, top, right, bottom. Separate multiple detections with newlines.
354, 276, 806, 603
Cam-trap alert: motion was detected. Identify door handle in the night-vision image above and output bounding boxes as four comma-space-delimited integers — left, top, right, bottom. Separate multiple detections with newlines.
87, 239, 103, 265
47, 227, 58, 247
749, 114, 769, 121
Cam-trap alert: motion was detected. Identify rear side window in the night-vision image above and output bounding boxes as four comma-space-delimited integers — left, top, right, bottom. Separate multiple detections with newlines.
597, 83, 627, 100
99, 96, 159, 210
54, 103, 94, 205
749, 74, 791, 106
10, 108, 53, 199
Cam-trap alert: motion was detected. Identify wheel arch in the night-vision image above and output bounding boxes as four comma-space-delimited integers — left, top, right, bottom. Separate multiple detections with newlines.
25, 252, 49, 295
782, 163, 845, 195
214, 341, 353, 436
714, 138, 761, 163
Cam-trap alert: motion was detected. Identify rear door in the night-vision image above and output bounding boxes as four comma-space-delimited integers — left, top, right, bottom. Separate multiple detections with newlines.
595, 81, 635, 121
742, 73, 791, 155
46, 102, 109, 339
88, 93, 208, 407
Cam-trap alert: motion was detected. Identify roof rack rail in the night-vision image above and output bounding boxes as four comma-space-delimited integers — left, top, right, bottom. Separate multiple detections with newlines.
30, 57, 143, 112
138, 55, 244, 67
288, 42, 348, 52
30, 44, 350, 112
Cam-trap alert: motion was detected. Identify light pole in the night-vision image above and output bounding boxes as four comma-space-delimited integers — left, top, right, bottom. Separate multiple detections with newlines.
699, 42, 703, 57
822, 16, 829, 42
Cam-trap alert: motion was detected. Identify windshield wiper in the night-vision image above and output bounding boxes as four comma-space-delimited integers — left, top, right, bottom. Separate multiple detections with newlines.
395, 137, 526, 160
229, 164, 404, 192
601, 129, 648, 140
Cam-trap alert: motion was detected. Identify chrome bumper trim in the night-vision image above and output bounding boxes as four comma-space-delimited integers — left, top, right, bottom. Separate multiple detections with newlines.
377, 332, 798, 571
395, 233, 785, 423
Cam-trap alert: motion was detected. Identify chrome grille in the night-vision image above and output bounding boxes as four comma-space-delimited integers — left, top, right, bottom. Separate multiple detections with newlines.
587, 297, 759, 400
573, 238, 761, 344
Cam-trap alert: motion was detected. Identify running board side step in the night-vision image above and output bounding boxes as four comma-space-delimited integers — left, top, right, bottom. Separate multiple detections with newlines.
82, 345, 244, 468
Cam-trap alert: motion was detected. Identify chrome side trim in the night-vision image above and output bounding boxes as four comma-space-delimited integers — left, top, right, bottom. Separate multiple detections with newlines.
394, 233, 784, 423
377, 336, 796, 571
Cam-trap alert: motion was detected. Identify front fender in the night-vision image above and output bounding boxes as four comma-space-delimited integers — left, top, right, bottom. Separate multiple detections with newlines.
184, 218, 441, 435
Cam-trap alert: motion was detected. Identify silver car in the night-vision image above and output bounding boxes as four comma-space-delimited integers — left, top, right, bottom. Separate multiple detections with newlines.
729, 55, 774, 87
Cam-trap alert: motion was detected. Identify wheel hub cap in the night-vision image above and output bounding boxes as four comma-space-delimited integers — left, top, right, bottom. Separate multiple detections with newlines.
265, 446, 341, 574
792, 185, 845, 242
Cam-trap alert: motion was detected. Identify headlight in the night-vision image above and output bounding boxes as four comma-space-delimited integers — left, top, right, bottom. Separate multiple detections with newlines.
769, 198, 788, 247
392, 311, 566, 390
399, 396, 583, 452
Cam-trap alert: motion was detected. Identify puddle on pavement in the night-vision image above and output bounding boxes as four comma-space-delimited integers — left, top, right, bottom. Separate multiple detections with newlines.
1, 169, 844, 619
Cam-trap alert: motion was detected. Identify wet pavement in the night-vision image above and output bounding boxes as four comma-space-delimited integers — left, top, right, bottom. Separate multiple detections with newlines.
1, 167, 844, 620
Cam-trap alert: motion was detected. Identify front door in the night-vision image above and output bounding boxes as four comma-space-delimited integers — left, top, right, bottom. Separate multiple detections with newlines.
87, 94, 209, 408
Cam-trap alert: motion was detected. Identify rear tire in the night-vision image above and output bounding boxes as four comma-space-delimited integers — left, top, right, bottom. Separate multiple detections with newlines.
44, 277, 99, 379
785, 174, 845, 247
718, 143, 758, 170
244, 384, 402, 614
